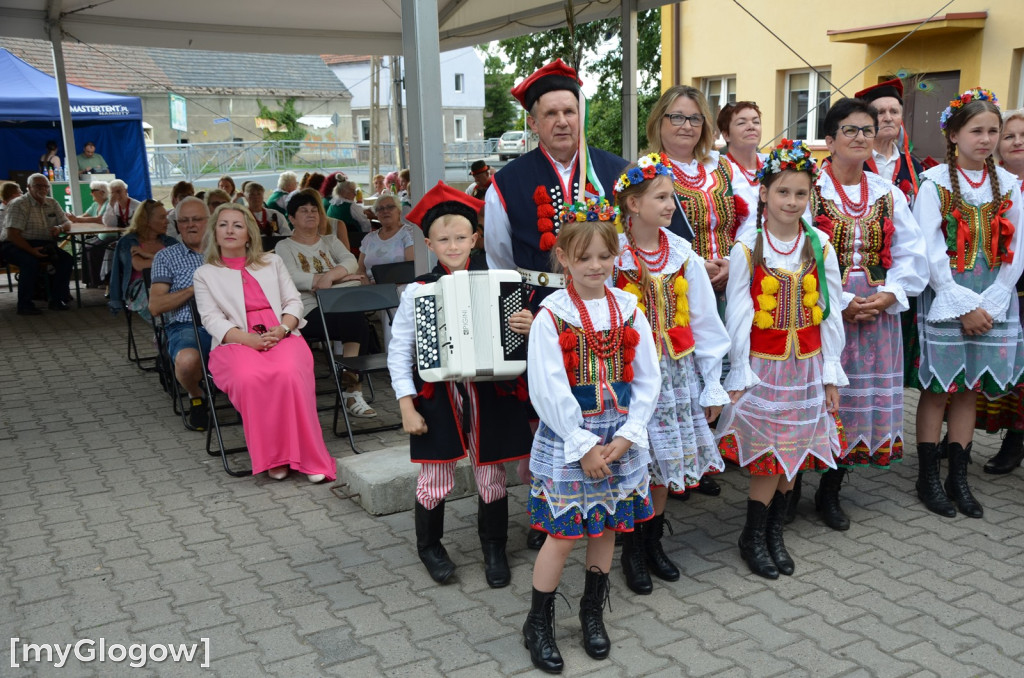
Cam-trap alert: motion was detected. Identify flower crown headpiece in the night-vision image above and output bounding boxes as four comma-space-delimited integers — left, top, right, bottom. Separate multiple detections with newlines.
613, 152, 672, 196
557, 195, 618, 224
755, 139, 818, 184
940, 88, 999, 133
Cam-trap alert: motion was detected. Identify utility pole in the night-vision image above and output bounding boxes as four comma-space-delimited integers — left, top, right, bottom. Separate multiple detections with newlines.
370, 56, 381, 182
392, 55, 407, 169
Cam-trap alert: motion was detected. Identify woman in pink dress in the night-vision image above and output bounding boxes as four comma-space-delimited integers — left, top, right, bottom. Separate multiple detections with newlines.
192, 204, 335, 483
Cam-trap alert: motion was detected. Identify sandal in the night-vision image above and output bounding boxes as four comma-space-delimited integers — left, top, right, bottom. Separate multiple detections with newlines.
343, 391, 377, 418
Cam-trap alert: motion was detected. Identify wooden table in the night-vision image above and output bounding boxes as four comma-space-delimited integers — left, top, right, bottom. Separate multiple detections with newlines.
63, 224, 123, 307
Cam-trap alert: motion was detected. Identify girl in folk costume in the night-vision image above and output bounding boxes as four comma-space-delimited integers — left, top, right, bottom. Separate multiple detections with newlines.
716, 140, 848, 579
808, 98, 929, 531
979, 109, 1024, 475
911, 89, 1024, 519
522, 218, 659, 673
387, 183, 535, 587
611, 153, 730, 595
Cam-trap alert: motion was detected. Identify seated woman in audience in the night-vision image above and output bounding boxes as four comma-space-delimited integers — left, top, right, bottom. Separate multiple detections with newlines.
108, 199, 178, 321
205, 189, 232, 214
320, 171, 346, 205
193, 204, 336, 483
275, 191, 377, 418
218, 176, 246, 205
356, 193, 414, 282
71, 181, 113, 288
245, 182, 291, 250
103, 179, 140, 229
327, 180, 373, 253
68, 181, 110, 225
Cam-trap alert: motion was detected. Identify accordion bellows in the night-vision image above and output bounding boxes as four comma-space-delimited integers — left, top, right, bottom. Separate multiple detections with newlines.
413, 270, 528, 382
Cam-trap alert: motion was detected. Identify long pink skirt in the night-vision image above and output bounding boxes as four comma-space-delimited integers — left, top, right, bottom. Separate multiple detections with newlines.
209, 308, 336, 480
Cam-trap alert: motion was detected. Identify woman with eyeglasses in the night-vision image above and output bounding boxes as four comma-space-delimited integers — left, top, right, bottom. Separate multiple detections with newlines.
108, 199, 178, 322
193, 204, 336, 483
802, 98, 928, 529
70, 181, 113, 288
646, 86, 750, 302
355, 193, 414, 283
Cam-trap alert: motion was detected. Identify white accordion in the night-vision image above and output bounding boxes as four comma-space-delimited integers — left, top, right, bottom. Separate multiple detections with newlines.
413, 269, 527, 382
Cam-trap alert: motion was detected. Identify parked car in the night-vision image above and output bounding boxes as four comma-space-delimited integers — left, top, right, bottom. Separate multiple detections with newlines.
498, 130, 534, 160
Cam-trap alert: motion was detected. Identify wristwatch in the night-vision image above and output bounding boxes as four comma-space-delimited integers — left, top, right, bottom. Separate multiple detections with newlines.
278, 324, 292, 337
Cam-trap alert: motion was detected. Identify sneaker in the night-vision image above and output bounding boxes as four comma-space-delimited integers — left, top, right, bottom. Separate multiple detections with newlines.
187, 397, 209, 431
344, 391, 377, 418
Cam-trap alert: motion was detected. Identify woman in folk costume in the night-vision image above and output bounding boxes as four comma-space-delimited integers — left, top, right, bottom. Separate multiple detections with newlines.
388, 183, 535, 587
611, 153, 730, 595
979, 109, 1024, 475
717, 140, 847, 579
911, 89, 1024, 518
804, 98, 928, 531
522, 218, 660, 673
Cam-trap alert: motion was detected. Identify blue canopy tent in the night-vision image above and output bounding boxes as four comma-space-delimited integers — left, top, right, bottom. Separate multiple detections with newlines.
0, 48, 150, 199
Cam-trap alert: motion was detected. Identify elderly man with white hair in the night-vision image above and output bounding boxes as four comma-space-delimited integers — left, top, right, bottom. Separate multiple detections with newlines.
0, 173, 74, 315
102, 179, 140, 229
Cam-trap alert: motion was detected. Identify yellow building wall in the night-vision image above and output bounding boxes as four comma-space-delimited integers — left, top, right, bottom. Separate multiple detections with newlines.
661, 0, 1024, 144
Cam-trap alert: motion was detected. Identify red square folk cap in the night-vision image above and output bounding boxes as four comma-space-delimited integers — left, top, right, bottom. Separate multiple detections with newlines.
510, 58, 582, 111
855, 78, 904, 105
406, 181, 484, 234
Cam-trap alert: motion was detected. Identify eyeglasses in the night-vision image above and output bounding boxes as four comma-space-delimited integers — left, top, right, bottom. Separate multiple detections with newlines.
90, 188, 105, 194
375, 204, 398, 212
178, 216, 206, 224
664, 113, 705, 128
837, 124, 877, 139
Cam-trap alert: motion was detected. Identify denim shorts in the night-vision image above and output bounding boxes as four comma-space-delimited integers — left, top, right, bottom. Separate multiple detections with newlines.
164, 321, 211, 362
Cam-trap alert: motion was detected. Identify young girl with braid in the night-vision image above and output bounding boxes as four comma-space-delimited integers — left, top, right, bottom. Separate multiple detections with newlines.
716, 140, 848, 579
611, 154, 730, 595
911, 89, 1024, 519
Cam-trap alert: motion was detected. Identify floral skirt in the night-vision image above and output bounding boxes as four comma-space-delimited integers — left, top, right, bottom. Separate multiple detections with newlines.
528, 480, 653, 539
648, 351, 723, 493
975, 291, 1024, 432
716, 352, 843, 480
838, 272, 904, 467
529, 396, 650, 527
913, 264, 1024, 396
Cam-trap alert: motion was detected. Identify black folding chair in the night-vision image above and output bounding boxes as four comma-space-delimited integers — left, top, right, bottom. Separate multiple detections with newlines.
188, 298, 250, 476
371, 261, 416, 285
315, 284, 402, 453
125, 269, 158, 372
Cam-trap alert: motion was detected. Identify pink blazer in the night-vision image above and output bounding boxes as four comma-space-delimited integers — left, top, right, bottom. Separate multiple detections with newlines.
192, 253, 307, 349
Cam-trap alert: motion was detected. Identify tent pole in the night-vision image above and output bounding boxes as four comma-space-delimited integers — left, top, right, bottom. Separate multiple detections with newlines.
620, 0, 638, 162
401, 0, 444, 275
48, 19, 81, 213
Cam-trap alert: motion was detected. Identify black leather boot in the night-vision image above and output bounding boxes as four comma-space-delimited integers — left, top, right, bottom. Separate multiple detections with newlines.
785, 473, 802, 524
578, 567, 611, 660
478, 496, 511, 588
916, 442, 955, 517
523, 587, 563, 674
620, 524, 653, 594
814, 468, 850, 531
984, 430, 1024, 474
765, 491, 795, 576
695, 476, 721, 496
738, 499, 778, 580
945, 442, 984, 518
642, 514, 680, 581
415, 501, 456, 583
527, 527, 547, 550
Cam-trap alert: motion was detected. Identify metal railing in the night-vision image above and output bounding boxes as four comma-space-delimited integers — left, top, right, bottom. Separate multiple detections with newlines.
147, 139, 501, 185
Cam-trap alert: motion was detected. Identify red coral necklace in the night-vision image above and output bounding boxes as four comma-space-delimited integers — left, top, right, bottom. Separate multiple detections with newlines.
672, 159, 706, 189
825, 164, 869, 217
568, 283, 621, 359
633, 229, 671, 272
957, 166, 988, 189
727, 153, 762, 186
764, 228, 801, 256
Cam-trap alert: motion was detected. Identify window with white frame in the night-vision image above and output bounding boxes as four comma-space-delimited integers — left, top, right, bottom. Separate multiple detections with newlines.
784, 68, 832, 143
702, 76, 736, 127
454, 73, 465, 93
453, 115, 467, 142
358, 117, 371, 142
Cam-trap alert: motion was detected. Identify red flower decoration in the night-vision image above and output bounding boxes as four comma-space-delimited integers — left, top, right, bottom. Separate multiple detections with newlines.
642, 165, 656, 179
899, 179, 913, 197
534, 186, 551, 204
733, 196, 749, 238
814, 214, 834, 237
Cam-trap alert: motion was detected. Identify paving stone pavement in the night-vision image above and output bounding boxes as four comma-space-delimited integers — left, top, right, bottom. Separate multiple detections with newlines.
2, 287, 1024, 677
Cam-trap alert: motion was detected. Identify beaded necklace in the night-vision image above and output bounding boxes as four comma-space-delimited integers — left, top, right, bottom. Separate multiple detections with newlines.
957, 166, 988, 189
764, 228, 802, 256
671, 159, 707, 189
727, 152, 762, 186
567, 283, 622, 359
632, 229, 670, 272
825, 164, 869, 217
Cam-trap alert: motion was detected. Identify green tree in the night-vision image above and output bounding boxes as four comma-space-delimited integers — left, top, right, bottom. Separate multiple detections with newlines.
482, 53, 521, 138
256, 97, 306, 142
496, 8, 662, 153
